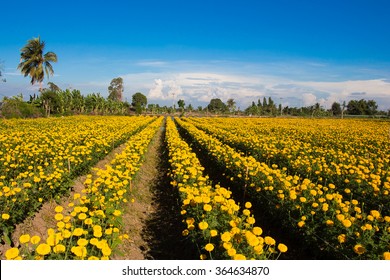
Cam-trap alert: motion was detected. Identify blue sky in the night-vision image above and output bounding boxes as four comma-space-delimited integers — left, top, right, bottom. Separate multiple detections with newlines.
1, 0, 390, 110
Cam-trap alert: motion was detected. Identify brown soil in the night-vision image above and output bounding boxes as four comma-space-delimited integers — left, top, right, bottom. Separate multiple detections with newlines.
110, 127, 163, 259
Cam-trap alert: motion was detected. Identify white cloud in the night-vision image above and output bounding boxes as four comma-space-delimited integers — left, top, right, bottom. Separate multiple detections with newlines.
117, 70, 390, 110
302, 93, 317, 106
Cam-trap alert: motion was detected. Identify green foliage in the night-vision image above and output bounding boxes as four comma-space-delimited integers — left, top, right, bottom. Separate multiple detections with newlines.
331, 102, 342, 116
131, 92, 147, 108
108, 77, 123, 101
347, 99, 378, 115
177, 99, 185, 110
207, 98, 227, 113
0, 95, 42, 118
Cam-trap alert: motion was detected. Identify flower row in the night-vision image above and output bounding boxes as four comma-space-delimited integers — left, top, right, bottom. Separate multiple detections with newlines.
165, 117, 287, 260
185, 117, 390, 212
175, 117, 390, 260
4, 117, 163, 260
0, 116, 155, 241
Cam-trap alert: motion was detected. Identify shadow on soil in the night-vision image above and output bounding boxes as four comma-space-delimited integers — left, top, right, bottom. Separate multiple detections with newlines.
141, 123, 199, 260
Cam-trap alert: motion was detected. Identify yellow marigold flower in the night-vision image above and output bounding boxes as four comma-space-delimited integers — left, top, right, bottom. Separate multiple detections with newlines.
19, 234, 31, 244
252, 226, 263, 236
84, 218, 93, 225
93, 225, 102, 232
90, 238, 99, 246
5, 248, 19, 260
198, 221, 208, 230
36, 243, 51, 256
243, 209, 251, 216
203, 204, 212, 212
88, 256, 99, 260
54, 206, 63, 213
182, 229, 189, 236
77, 238, 89, 247
210, 230, 218, 237
297, 221, 305, 227
370, 210, 380, 219
233, 254, 246, 260
245, 202, 252, 208
73, 227, 84, 236
102, 245, 112, 256
353, 244, 366, 255
62, 229, 71, 238
71, 246, 87, 258
105, 228, 113, 235
247, 234, 260, 247
342, 219, 352, 228
200, 254, 207, 260
2, 213, 10, 220
205, 243, 214, 252
54, 213, 63, 221
78, 213, 87, 220
336, 214, 345, 221
326, 220, 334, 226
299, 197, 307, 203
254, 245, 263, 254
246, 216, 256, 225
221, 232, 231, 242
322, 203, 329, 212
113, 210, 121, 217
264, 236, 276, 246
56, 221, 65, 229
227, 248, 237, 257
278, 243, 288, 253
30, 235, 41, 244
338, 234, 346, 244
53, 244, 66, 254
46, 235, 60, 246
383, 252, 390, 260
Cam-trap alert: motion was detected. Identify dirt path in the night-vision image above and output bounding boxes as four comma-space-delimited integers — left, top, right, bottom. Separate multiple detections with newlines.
113, 120, 197, 260
110, 125, 164, 259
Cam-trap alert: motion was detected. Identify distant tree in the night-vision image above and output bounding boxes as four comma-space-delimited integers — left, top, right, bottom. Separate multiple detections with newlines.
177, 99, 185, 112
40, 89, 60, 117
17, 36, 57, 90
108, 77, 124, 101
197, 105, 203, 112
331, 102, 342, 116
262, 97, 267, 107
245, 101, 259, 115
347, 100, 364, 115
131, 92, 147, 114
207, 98, 227, 113
346, 99, 377, 115
227, 98, 236, 113
187, 104, 193, 112
47, 82, 61, 92
366, 99, 378, 115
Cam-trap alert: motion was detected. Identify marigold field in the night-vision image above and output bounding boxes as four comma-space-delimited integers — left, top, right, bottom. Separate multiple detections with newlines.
1, 116, 389, 260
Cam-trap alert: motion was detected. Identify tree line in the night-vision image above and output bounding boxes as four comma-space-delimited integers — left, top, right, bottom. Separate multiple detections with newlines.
0, 36, 389, 118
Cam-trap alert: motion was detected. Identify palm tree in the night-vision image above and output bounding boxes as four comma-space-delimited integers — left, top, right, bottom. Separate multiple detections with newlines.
17, 36, 57, 90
